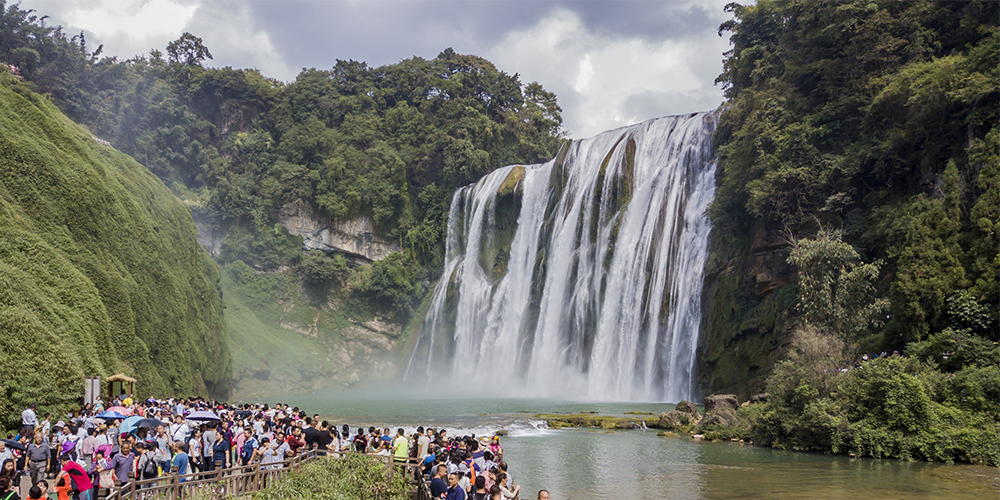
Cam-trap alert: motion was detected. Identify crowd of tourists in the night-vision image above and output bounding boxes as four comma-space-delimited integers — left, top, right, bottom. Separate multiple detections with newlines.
4, 396, 549, 500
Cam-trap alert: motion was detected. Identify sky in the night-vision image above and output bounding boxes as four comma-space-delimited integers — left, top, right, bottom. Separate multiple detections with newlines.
22, 0, 735, 139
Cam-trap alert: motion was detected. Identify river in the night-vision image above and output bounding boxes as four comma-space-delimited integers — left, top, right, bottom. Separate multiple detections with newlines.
256, 391, 997, 499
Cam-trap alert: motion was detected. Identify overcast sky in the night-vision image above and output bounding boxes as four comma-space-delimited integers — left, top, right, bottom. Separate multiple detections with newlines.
23, 0, 734, 139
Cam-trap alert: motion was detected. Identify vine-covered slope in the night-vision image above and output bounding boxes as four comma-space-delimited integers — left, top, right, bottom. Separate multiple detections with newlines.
0, 75, 229, 426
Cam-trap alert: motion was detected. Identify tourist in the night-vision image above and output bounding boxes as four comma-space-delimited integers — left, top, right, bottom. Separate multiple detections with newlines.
39, 414, 52, 442
169, 415, 190, 444
286, 427, 305, 456
170, 442, 189, 481
239, 429, 258, 465
0, 460, 18, 487
54, 476, 71, 500
315, 422, 332, 451
489, 485, 502, 500
469, 476, 489, 500
536, 489, 549, 500
26, 485, 43, 500
260, 438, 281, 470
353, 428, 368, 453
87, 450, 114, 492
25, 432, 49, 486
79, 429, 97, 468
393, 428, 408, 463
21, 404, 38, 441
302, 418, 317, 449
0, 441, 11, 466
212, 426, 231, 469
188, 429, 202, 472
107, 441, 132, 484
201, 422, 217, 472
498, 473, 519, 499
430, 461, 449, 498
416, 426, 431, 461
446, 472, 466, 500
272, 431, 290, 462
0, 476, 19, 500
56, 453, 92, 500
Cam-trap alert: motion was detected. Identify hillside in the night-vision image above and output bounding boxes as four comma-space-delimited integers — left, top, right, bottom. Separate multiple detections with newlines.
0, 74, 229, 426
701, 0, 998, 397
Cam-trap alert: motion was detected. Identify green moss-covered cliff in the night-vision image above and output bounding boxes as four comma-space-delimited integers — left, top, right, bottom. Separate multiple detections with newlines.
0, 75, 230, 426
699, 0, 998, 398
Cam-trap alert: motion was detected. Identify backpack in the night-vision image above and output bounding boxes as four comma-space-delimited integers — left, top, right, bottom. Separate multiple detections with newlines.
241, 438, 257, 460
141, 455, 158, 479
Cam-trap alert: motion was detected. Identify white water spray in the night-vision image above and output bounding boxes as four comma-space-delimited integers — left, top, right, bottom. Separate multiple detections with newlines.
406, 112, 717, 402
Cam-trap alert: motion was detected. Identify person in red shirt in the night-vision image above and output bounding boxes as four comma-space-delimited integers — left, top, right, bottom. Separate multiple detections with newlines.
285, 427, 305, 456
55, 454, 93, 500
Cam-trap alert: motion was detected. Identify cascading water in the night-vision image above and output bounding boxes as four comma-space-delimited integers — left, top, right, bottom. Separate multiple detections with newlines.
405, 112, 717, 402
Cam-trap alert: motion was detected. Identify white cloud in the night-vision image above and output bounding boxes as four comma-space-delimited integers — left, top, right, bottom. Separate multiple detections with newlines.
59, 0, 198, 58
24, 0, 291, 78
487, 7, 729, 139
185, 1, 292, 80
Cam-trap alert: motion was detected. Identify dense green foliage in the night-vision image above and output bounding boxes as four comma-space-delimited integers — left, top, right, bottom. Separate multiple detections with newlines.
713, 348, 1000, 466
253, 453, 410, 500
701, 0, 1000, 464
0, 74, 229, 428
703, 0, 999, 397
1, 0, 563, 318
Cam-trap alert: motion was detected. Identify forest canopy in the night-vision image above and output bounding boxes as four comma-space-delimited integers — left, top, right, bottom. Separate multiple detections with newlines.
0, 1, 564, 297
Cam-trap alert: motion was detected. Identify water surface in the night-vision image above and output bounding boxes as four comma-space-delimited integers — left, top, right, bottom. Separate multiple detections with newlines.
261, 392, 996, 499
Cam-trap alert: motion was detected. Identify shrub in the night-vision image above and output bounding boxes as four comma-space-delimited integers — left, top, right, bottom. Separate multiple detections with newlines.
253, 453, 410, 500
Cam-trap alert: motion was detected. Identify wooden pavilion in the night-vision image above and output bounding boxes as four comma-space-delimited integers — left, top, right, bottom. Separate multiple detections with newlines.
105, 373, 136, 400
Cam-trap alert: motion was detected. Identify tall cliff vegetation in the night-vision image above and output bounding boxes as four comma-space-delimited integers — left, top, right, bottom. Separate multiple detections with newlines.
694, 0, 999, 466
703, 0, 999, 397
0, 73, 229, 428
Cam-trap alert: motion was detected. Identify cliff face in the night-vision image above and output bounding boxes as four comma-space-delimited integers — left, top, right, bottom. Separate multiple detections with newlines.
277, 200, 401, 262
698, 220, 795, 400
0, 77, 230, 424
219, 261, 414, 399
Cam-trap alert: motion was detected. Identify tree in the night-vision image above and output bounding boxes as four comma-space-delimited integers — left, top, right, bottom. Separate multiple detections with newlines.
787, 229, 888, 341
166, 32, 212, 66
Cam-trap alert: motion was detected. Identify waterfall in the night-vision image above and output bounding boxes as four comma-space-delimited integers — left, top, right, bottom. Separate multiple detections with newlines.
405, 112, 717, 402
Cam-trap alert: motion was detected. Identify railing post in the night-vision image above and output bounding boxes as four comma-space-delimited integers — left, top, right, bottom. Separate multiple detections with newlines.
171, 465, 179, 500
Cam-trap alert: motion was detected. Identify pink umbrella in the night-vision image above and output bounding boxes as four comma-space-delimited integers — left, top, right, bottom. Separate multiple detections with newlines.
106, 406, 131, 416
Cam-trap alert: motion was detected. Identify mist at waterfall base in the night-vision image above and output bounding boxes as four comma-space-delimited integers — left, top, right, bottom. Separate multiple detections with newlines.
405, 112, 718, 402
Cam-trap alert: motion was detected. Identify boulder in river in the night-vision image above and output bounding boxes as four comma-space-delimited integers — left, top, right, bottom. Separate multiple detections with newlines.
704, 394, 739, 412
698, 409, 740, 429
675, 400, 699, 416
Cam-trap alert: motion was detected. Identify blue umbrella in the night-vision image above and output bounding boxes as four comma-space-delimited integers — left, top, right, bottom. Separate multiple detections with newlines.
119, 415, 143, 434
96, 410, 126, 420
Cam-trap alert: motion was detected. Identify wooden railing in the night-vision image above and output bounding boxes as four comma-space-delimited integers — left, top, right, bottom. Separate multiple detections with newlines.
101, 449, 434, 500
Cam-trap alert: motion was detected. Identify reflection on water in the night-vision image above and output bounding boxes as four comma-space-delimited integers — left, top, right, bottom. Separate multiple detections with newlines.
505, 431, 996, 500
262, 392, 995, 499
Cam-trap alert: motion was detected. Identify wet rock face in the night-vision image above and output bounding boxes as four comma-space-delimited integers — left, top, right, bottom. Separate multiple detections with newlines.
704, 394, 739, 413
698, 409, 739, 429
278, 200, 401, 261
675, 400, 699, 416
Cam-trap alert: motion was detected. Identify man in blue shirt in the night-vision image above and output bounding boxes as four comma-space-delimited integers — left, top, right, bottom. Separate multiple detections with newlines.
430, 464, 448, 499
171, 442, 189, 482
446, 472, 466, 500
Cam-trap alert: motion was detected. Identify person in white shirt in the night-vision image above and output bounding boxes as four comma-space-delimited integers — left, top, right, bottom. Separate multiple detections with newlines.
170, 415, 190, 444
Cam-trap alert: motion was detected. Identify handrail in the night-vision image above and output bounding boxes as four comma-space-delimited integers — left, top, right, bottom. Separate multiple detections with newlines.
100, 449, 429, 500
